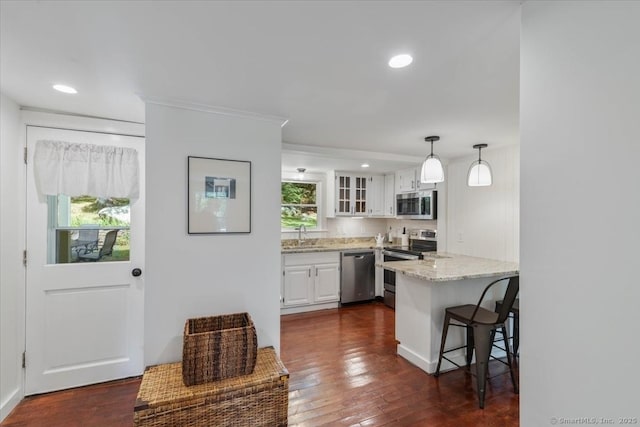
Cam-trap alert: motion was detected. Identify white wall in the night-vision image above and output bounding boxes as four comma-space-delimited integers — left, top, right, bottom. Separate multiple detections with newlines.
144, 102, 283, 365
446, 145, 519, 262
327, 217, 387, 238
521, 2, 640, 425
0, 93, 24, 421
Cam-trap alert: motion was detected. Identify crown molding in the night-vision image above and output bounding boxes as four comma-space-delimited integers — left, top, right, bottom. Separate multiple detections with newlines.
140, 95, 288, 127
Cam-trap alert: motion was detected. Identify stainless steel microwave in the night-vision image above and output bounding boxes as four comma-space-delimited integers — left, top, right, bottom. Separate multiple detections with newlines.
396, 190, 437, 220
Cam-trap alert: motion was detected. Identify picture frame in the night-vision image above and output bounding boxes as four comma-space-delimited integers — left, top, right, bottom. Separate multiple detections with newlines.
187, 156, 251, 234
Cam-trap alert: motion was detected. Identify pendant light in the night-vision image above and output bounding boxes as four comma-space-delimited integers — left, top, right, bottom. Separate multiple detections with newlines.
297, 168, 306, 180
420, 136, 444, 183
467, 144, 492, 187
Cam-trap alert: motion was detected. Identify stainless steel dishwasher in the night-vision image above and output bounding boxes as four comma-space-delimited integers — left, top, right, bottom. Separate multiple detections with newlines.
340, 250, 375, 304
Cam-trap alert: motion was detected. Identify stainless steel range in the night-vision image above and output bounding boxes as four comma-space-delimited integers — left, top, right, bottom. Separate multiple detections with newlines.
382, 229, 437, 309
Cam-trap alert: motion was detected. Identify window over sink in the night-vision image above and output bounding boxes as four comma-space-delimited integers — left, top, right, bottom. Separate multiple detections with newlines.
281, 181, 318, 230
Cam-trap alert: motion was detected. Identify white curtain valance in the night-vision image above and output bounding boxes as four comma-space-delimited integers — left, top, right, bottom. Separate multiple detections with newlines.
34, 140, 140, 199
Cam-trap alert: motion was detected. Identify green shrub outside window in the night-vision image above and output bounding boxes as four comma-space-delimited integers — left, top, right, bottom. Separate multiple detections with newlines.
281, 181, 317, 229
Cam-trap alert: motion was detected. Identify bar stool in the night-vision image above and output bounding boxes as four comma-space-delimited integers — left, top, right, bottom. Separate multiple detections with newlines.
493, 299, 519, 356
434, 276, 519, 409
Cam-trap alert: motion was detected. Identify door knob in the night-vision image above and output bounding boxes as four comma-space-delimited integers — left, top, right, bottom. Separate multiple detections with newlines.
132, 268, 142, 277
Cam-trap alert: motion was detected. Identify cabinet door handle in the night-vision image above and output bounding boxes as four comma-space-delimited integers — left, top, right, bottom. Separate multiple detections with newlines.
308, 268, 311, 277
315, 268, 318, 277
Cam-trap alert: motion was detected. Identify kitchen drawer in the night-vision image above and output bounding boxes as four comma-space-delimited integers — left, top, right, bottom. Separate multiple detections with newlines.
283, 252, 340, 266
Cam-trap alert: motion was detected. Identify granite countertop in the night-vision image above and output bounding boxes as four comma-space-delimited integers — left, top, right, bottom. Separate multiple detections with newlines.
281, 237, 383, 254
379, 252, 519, 282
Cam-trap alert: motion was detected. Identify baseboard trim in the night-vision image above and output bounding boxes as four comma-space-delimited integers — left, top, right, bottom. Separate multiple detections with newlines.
280, 302, 339, 315
397, 344, 469, 374
396, 344, 509, 376
1, 386, 23, 423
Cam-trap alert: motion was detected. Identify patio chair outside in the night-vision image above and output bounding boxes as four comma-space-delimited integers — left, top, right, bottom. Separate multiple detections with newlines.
77, 229, 119, 262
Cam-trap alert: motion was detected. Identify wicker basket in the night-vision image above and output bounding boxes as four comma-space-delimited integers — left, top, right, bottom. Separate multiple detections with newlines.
134, 347, 288, 427
182, 312, 258, 386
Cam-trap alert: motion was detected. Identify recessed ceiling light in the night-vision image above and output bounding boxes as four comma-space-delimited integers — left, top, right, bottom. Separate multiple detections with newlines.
53, 84, 77, 94
361, 163, 370, 168
388, 54, 413, 69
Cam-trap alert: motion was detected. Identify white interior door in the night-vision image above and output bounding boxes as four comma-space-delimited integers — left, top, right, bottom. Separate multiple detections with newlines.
25, 125, 145, 395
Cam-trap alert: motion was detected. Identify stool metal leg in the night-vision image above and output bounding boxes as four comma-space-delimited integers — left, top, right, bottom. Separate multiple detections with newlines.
513, 312, 520, 356
434, 312, 451, 376
473, 324, 493, 409
466, 326, 474, 368
501, 325, 519, 394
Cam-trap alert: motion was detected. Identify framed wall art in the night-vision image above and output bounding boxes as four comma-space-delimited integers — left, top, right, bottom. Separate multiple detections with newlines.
188, 156, 251, 234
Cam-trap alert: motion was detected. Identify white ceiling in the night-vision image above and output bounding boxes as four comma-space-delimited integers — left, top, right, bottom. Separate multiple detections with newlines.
0, 1, 521, 172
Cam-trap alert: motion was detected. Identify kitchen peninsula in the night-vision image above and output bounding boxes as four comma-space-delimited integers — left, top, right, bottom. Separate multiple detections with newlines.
380, 253, 519, 374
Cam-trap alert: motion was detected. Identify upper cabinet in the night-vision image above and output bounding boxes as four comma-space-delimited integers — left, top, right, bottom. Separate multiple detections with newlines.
332, 173, 369, 216
326, 171, 391, 218
396, 167, 417, 193
383, 174, 395, 217
396, 166, 437, 193
367, 175, 385, 217
325, 167, 436, 219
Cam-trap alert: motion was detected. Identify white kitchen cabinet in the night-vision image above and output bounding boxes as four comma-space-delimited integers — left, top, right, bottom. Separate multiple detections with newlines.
282, 265, 313, 306
332, 172, 369, 216
383, 173, 395, 217
313, 263, 341, 302
396, 166, 438, 193
282, 252, 340, 313
415, 167, 437, 191
396, 167, 417, 193
327, 171, 388, 217
366, 175, 385, 216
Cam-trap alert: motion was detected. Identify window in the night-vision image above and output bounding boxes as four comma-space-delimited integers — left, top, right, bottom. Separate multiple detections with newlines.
281, 181, 318, 229
48, 195, 131, 263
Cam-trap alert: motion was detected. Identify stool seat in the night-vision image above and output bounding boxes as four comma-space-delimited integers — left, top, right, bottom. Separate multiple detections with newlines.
447, 304, 499, 325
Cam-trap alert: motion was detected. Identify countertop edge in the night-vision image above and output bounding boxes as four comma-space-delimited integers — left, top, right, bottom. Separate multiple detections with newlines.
377, 253, 519, 282
398, 268, 520, 282
282, 246, 381, 254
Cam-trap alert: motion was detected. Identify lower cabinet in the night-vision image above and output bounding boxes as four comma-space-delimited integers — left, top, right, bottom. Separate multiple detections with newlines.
282, 252, 340, 314
313, 263, 341, 302
282, 265, 314, 306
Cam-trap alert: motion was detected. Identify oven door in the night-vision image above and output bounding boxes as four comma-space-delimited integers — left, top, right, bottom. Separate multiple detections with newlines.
383, 290, 396, 309
383, 251, 421, 262
382, 250, 420, 309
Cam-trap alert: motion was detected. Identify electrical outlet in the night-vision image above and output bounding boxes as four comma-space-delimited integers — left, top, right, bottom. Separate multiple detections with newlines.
457, 232, 464, 242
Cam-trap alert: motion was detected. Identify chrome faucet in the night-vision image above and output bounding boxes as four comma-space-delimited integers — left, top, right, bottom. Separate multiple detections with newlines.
297, 225, 307, 245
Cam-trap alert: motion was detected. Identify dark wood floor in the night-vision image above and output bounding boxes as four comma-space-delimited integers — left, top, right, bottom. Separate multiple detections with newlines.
1, 301, 519, 426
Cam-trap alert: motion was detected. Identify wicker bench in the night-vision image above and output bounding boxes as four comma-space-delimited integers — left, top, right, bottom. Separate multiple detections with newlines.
134, 347, 289, 427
